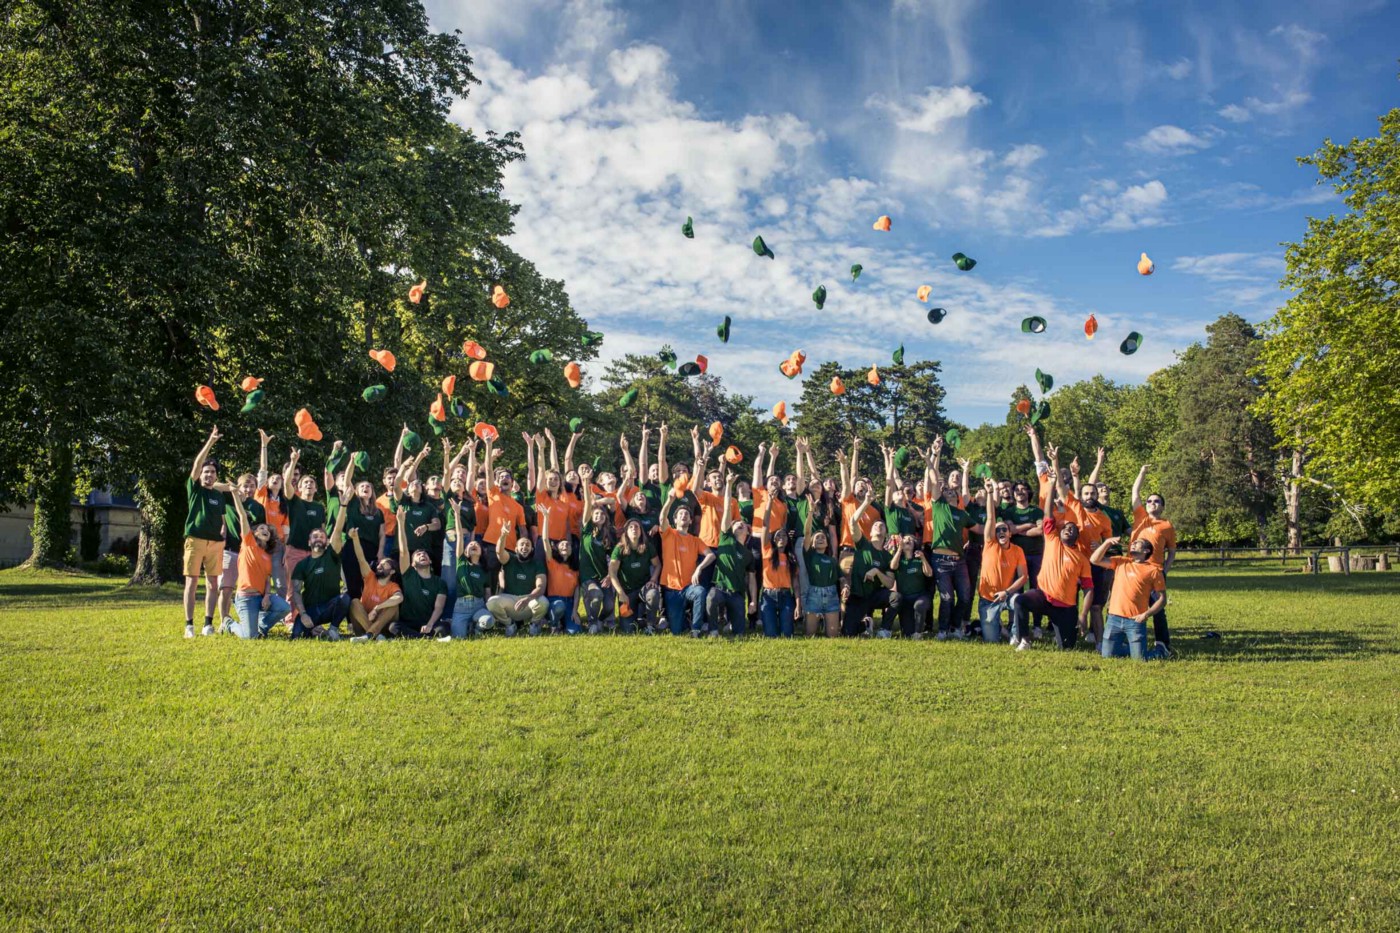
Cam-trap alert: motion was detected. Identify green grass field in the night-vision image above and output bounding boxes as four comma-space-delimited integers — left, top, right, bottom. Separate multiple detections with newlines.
2, 567, 1398, 930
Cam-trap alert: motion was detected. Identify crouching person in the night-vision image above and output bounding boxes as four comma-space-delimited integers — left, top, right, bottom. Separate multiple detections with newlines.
445, 498, 492, 638
346, 528, 402, 642
227, 490, 292, 638
486, 524, 548, 636
1090, 535, 1167, 661
289, 500, 350, 640
391, 506, 448, 639
974, 477, 1026, 643
609, 519, 660, 633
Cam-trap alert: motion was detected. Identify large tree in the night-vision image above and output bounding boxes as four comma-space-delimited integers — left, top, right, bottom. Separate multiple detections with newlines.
1256, 103, 1400, 512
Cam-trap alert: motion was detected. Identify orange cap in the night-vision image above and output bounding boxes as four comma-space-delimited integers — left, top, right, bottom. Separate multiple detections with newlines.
709, 421, 723, 445
195, 385, 219, 411
463, 340, 487, 360
473, 422, 499, 442
867, 366, 880, 386
295, 409, 322, 441
468, 360, 496, 382
563, 361, 582, 389
1084, 314, 1099, 339
370, 349, 397, 372
408, 279, 427, 304
830, 376, 845, 395
695, 355, 708, 374
1016, 398, 1032, 416
917, 285, 932, 302
724, 446, 743, 465
429, 393, 447, 423
441, 375, 456, 397
1137, 252, 1154, 276
240, 376, 262, 393
873, 215, 892, 231
491, 285, 510, 309
772, 400, 789, 425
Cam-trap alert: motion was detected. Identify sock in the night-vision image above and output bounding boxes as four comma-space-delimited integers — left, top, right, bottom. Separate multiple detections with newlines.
185, 618, 194, 626
204, 615, 213, 628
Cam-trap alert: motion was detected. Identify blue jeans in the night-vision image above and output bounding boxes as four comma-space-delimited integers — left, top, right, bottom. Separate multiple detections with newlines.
931, 553, 971, 633
441, 538, 458, 615
706, 587, 749, 635
548, 596, 581, 633
450, 595, 491, 638
233, 593, 292, 639
760, 588, 795, 638
293, 595, 348, 638
663, 584, 706, 635
1102, 613, 1148, 660
977, 596, 1011, 643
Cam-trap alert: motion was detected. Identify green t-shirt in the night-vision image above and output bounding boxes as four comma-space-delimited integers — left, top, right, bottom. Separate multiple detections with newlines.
738, 498, 754, 525
580, 521, 611, 584
713, 531, 753, 593
455, 559, 488, 600
928, 500, 974, 553
804, 549, 838, 588
443, 492, 474, 536
343, 500, 385, 556
783, 495, 803, 537
292, 551, 342, 607
502, 554, 544, 597
185, 477, 227, 541
893, 552, 930, 595
395, 499, 439, 557
400, 569, 447, 625
286, 496, 329, 550
222, 495, 266, 551
1102, 505, 1129, 555
849, 540, 884, 598
999, 504, 1045, 556
661, 485, 701, 526
610, 542, 655, 593
885, 503, 921, 538
625, 503, 659, 537
640, 482, 664, 512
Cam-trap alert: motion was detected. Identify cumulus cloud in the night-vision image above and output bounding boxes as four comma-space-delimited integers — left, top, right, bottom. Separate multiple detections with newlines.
1128, 124, 1215, 156
865, 85, 989, 134
1215, 24, 1325, 125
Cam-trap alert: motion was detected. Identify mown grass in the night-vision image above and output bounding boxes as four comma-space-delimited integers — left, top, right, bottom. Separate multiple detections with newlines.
2, 566, 1398, 930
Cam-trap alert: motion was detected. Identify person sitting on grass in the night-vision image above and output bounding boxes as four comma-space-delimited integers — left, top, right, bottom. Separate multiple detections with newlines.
974, 476, 1027, 643
608, 519, 660, 634
225, 486, 291, 639
539, 509, 581, 634
346, 527, 402, 642
889, 533, 934, 639
1008, 444, 1092, 651
487, 521, 548, 636
289, 492, 350, 640
183, 426, 228, 638
445, 497, 492, 639
391, 503, 449, 640
1089, 535, 1167, 661
842, 485, 899, 638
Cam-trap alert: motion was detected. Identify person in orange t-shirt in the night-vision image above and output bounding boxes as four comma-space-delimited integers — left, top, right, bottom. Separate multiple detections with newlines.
1130, 462, 1178, 655
481, 436, 528, 579
1009, 446, 1092, 650
657, 489, 714, 635
974, 477, 1027, 643
226, 492, 293, 639
758, 514, 797, 638
1090, 535, 1167, 661
540, 509, 581, 633
346, 527, 402, 640
1064, 478, 1114, 646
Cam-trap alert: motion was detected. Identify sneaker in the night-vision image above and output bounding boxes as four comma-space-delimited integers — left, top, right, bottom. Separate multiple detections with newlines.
200, 623, 215, 637
184, 624, 195, 639
436, 635, 453, 642
588, 623, 601, 635
528, 623, 542, 637
1084, 632, 1097, 647
708, 629, 720, 639
935, 631, 950, 641
351, 634, 371, 643
375, 634, 388, 642
219, 616, 235, 635
910, 631, 925, 641
1032, 626, 1045, 641
876, 629, 892, 639
504, 623, 517, 638
323, 626, 342, 642
952, 629, 968, 640
1016, 638, 1031, 651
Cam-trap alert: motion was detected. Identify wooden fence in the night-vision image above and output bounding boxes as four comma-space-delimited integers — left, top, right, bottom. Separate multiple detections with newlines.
1173, 545, 1398, 574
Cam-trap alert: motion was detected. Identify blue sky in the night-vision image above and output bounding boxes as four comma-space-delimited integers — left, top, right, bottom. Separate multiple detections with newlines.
427, 0, 1398, 426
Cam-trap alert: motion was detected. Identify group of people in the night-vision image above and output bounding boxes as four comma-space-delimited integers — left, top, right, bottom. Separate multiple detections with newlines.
181, 418, 1177, 660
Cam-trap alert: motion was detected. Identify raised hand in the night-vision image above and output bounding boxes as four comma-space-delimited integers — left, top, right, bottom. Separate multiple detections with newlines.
258, 429, 273, 446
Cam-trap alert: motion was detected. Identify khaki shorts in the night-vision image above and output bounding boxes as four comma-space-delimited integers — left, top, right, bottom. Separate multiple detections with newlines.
220, 548, 239, 590
184, 537, 224, 578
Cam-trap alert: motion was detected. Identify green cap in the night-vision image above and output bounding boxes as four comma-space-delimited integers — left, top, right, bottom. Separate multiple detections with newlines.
927, 307, 947, 325
682, 216, 694, 239
1021, 316, 1047, 334
677, 361, 702, 377
952, 252, 977, 272
487, 376, 509, 396
753, 235, 775, 259
716, 315, 731, 343
452, 399, 468, 419
1120, 331, 1143, 355
892, 344, 905, 366
353, 451, 370, 472
893, 446, 911, 471
327, 447, 348, 474
430, 418, 448, 437
618, 387, 639, 409
946, 428, 962, 451
850, 264, 863, 282
973, 463, 993, 481
812, 285, 827, 310
402, 430, 423, 455
592, 455, 604, 471
529, 349, 553, 364
1030, 400, 1050, 426
240, 388, 264, 414
1035, 369, 1053, 394
658, 349, 677, 371
581, 330, 603, 347
361, 384, 387, 403
569, 417, 583, 434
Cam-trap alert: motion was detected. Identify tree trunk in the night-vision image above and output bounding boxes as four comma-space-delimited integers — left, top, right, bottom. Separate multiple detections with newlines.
25, 436, 75, 567
130, 474, 183, 585
1284, 446, 1303, 553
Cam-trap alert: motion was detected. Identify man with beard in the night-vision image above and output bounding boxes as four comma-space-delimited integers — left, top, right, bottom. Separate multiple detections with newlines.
487, 526, 549, 636
1130, 463, 1178, 657
391, 505, 449, 639
224, 487, 290, 639
1001, 427, 1047, 639
347, 527, 402, 642
281, 448, 330, 600
1066, 451, 1114, 647
1089, 534, 1167, 661
289, 500, 350, 640
1009, 445, 1093, 650
183, 427, 228, 637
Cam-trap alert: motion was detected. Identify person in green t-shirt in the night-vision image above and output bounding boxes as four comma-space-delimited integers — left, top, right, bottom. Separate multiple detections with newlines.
290, 500, 350, 640
706, 472, 754, 636
608, 520, 660, 633
801, 502, 841, 638
183, 427, 229, 638
889, 534, 934, 638
391, 503, 448, 638
842, 488, 898, 637
486, 526, 548, 636
445, 497, 492, 639
335, 455, 385, 604
577, 464, 618, 634
925, 440, 977, 639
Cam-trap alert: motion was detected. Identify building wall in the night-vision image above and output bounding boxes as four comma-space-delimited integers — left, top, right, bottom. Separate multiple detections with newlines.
0, 503, 142, 567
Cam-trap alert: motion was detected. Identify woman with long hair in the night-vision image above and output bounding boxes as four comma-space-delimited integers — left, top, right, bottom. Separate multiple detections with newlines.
608, 518, 660, 633
577, 464, 618, 634
758, 511, 797, 638
801, 508, 840, 637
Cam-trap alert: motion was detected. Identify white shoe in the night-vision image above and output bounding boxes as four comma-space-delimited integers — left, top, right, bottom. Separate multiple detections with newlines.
323, 627, 341, 642
436, 635, 453, 642
1084, 632, 1097, 647
935, 631, 950, 641
184, 624, 195, 639
875, 629, 892, 639
375, 634, 388, 642
1016, 638, 1031, 651
911, 631, 925, 641
350, 634, 371, 643
200, 623, 215, 637
219, 617, 235, 635
952, 629, 968, 640
1032, 626, 1045, 640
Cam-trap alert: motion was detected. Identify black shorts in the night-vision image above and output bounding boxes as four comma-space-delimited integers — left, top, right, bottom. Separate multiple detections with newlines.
1090, 563, 1113, 609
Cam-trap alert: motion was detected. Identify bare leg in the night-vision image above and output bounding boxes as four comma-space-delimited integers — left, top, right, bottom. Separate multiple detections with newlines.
348, 599, 368, 635
183, 576, 198, 622
824, 611, 840, 639
203, 574, 220, 621
805, 612, 819, 637
365, 604, 398, 636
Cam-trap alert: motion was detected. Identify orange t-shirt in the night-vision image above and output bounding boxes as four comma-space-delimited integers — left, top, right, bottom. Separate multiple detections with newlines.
533, 491, 569, 541
659, 528, 707, 590
255, 487, 288, 541
1038, 518, 1092, 607
978, 538, 1027, 601
1130, 507, 1177, 568
487, 486, 527, 550
375, 493, 398, 537
545, 554, 580, 598
473, 497, 490, 538
235, 532, 274, 595
1066, 494, 1113, 555
561, 491, 583, 538
696, 490, 739, 548
1106, 556, 1165, 618
760, 542, 793, 590
752, 489, 788, 533
360, 574, 402, 611
840, 494, 879, 548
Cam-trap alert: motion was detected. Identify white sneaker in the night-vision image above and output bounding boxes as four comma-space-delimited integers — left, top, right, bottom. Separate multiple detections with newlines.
219, 617, 235, 635
1016, 638, 1031, 651
436, 635, 453, 642
1084, 632, 1097, 647
1032, 626, 1045, 640
935, 631, 950, 641
184, 624, 195, 639
952, 629, 968, 640
875, 629, 892, 639
375, 634, 388, 642
200, 623, 215, 637
911, 631, 925, 641
350, 634, 371, 643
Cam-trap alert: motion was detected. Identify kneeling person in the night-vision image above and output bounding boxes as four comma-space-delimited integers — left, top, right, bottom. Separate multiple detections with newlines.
487, 526, 548, 636
392, 506, 448, 638
1090, 535, 1166, 661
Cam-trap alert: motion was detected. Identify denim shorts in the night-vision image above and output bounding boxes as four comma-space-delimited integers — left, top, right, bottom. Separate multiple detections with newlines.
804, 584, 839, 615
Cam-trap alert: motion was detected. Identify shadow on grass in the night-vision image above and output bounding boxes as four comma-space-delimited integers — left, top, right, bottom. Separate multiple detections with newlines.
0, 578, 179, 609
1173, 625, 1400, 663
1172, 572, 1400, 596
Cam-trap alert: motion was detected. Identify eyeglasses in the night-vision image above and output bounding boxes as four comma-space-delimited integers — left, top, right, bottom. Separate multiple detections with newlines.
1147, 498, 1164, 505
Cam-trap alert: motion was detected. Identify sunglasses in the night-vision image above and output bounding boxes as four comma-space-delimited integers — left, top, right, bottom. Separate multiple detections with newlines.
1147, 498, 1164, 505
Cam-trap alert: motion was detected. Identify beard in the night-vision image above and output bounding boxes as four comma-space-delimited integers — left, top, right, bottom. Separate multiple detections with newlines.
260, 537, 277, 555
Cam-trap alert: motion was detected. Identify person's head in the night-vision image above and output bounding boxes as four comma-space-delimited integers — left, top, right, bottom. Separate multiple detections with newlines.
736, 479, 753, 499
463, 539, 483, 565
1130, 537, 1154, 563
942, 481, 960, 504
475, 478, 488, 497
544, 469, 562, 493
426, 475, 442, 498
590, 504, 610, 528
853, 476, 872, 498
253, 522, 275, 553
900, 533, 917, 554
405, 477, 424, 502
630, 488, 649, 512
374, 556, 396, 580
266, 472, 283, 496
891, 483, 907, 507
496, 470, 514, 494
822, 476, 838, 497
992, 519, 1011, 547
870, 520, 888, 549
947, 469, 962, 492
707, 470, 722, 492
1012, 481, 1031, 506
355, 479, 375, 503
308, 527, 328, 554
297, 474, 318, 500
1058, 466, 1074, 490
772, 526, 789, 548
1059, 521, 1080, 547
198, 461, 219, 488
1095, 482, 1112, 504
807, 477, 823, 498
672, 463, 691, 483
382, 468, 397, 491
556, 537, 573, 559
1079, 483, 1099, 508
810, 529, 829, 555
782, 474, 798, 497
996, 480, 1013, 503
646, 463, 661, 483
451, 464, 468, 485
412, 547, 432, 571
765, 474, 781, 496
623, 519, 644, 548
1145, 492, 1166, 518
448, 475, 466, 496
514, 536, 533, 560
731, 520, 750, 544
564, 469, 580, 491
228, 473, 253, 501
674, 505, 693, 533
599, 471, 618, 492
973, 488, 987, 505
902, 482, 917, 503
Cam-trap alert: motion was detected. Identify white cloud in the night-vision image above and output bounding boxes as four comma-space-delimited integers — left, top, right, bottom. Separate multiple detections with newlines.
1003, 144, 1046, 170
1162, 58, 1193, 80
1215, 23, 1326, 126
1128, 125, 1215, 156
865, 85, 988, 134
1172, 252, 1287, 313
1217, 103, 1252, 123
891, 0, 979, 83
1031, 180, 1169, 237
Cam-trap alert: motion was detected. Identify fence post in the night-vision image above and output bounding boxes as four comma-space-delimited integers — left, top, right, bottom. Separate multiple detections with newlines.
1341, 546, 1351, 576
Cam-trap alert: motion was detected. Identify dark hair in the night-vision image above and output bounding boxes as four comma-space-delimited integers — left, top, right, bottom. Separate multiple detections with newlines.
1134, 537, 1155, 558
1013, 481, 1032, 496
620, 519, 647, 556
1147, 492, 1166, 507
589, 514, 618, 553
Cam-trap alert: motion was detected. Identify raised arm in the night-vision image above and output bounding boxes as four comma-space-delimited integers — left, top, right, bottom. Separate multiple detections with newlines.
579, 463, 596, 515
850, 488, 874, 544
348, 527, 372, 579
447, 438, 471, 479
544, 428, 559, 474
230, 489, 251, 540
720, 472, 737, 534
540, 509, 556, 562
1132, 463, 1149, 510
440, 437, 451, 481
282, 447, 300, 494
764, 442, 778, 481
523, 431, 538, 493
882, 444, 895, 511
982, 478, 997, 540
836, 447, 850, 501
690, 425, 702, 466
323, 439, 344, 494
1090, 536, 1117, 570
482, 436, 496, 487
958, 458, 970, 501
257, 429, 272, 485
656, 423, 669, 483
328, 455, 353, 554
752, 441, 766, 492
394, 424, 409, 471
396, 507, 411, 574
927, 438, 946, 500
1024, 423, 1045, 468
794, 437, 808, 490
658, 488, 677, 532
563, 428, 580, 474
1087, 447, 1105, 487
191, 427, 220, 481
619, 431, 636, 484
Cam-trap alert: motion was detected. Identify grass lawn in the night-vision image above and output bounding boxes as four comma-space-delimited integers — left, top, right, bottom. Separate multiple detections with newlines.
2, 566, 1398, 930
